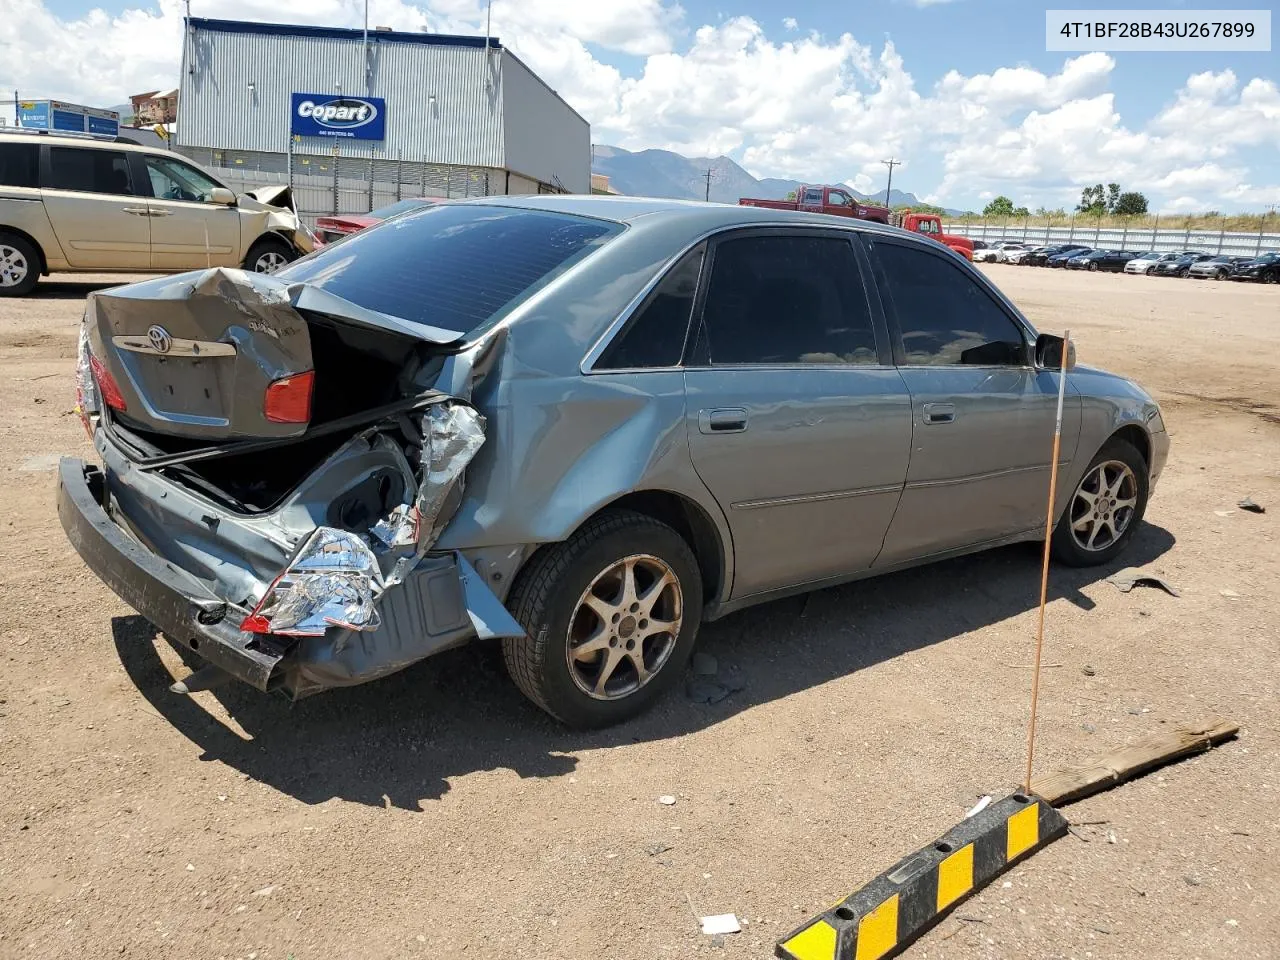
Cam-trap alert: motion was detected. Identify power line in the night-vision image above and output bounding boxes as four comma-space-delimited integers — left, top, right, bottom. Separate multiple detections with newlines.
881, 158, 901, 208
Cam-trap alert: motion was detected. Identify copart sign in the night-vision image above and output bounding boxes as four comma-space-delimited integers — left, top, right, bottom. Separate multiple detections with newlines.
290, 93, 387, 140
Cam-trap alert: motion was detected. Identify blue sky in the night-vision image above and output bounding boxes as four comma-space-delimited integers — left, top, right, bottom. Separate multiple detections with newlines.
3, 0, 1277, 211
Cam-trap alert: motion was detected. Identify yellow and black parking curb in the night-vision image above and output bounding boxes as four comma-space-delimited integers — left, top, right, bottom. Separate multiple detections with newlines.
776, 793, 1067, 960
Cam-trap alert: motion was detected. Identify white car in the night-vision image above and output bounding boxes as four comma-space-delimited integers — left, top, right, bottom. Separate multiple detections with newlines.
1124, 252, 1176, 275
974, 241, 1029, 263
1004, 246, 1036, 264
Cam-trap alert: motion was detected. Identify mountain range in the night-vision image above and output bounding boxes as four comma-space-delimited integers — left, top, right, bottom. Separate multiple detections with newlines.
591, 145, 961, 214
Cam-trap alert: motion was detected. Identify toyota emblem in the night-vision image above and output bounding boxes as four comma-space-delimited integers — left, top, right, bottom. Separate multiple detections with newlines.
147, 325, 173, 354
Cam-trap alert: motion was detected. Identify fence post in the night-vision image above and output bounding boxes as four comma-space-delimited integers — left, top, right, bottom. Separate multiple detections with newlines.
1217, 216, 1226, 255
367, 148, 374, 212
1094, 217, 1101, 245
445, 168, 452, 199
1183, 218, 1192, 250
420, 158, 426, 198
1068, 214, 1075, 243
396, 149, 403, 202
1258, 214, 1267, 255
331, 141, 339, 216
1151, 212, 1159, 251
1022, 216, 1029, 241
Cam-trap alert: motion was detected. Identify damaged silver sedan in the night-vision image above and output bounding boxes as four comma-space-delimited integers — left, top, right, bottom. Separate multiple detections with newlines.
58, 197, 1169, 727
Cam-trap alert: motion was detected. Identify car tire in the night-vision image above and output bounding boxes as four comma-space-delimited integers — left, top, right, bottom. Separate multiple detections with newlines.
244, 236, 296, 274
1215, 270, 1227, 281
502, 509, 703, 728
0, 233, 41, 297
1051, 438, 1149, 568
1087, 261, 1099, 272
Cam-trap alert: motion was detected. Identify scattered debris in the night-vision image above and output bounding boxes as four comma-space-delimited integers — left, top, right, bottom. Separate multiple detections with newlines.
1081, 723, 1096, 734
252, 885, 276, 896
1214, 509, 1233, 517
1220, 589, 1242, 600
1184, 875, 1201, 887
1092, 924, 1113, 935
1106, 568, 1180, 597
1081, 665, 1097, 677
1106, 830, 1118, 844
964, 796, 992, 819
645, 842, 674, 857
700, 914, 741, 936
1067, 826, 1090, 843
692, 652, 719, 676
685, 677, 744, 704
185, 863, 195, 871
658, 795, 677, 806
1237, 498, 1265, 514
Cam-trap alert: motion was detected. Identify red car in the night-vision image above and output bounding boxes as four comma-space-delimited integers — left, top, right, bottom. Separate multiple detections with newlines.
314, 197, 440, 244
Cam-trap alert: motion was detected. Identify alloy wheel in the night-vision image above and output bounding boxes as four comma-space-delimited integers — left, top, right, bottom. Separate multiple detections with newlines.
254, 250, 289, 273
0, 244, 30, 288
565, 554, 683, 700
1069, 460, 1139, 553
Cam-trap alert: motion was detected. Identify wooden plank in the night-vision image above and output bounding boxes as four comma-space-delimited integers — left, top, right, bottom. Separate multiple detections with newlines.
1032, 718, 1239, 807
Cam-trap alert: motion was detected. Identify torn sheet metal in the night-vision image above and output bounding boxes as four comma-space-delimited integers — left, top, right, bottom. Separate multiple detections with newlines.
243, 527, 384, 636
374, 401, 487, 560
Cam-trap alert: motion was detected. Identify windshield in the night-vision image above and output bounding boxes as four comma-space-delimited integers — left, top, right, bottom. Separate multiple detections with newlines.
279, 204, 622, 334
369, 198, 434, 220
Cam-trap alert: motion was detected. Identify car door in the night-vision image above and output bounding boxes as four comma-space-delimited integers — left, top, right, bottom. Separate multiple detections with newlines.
864, 234, 1082, 566
140, 153, 243, 270
39, 144, 150, 269
683, 229, 913, 600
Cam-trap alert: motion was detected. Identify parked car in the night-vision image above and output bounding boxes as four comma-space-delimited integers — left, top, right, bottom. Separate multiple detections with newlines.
1187, 255, 1255, 280
970, 240, 989, 251
58, 197, 1169, 727
314, 196, 440, 244
1229, 251, 1280, 283
1025, 244, 1089, 267
974, 241, 1030, 263
1048, 247, 1092, 268
0, 130, 314, 296
1066, 250, 1144, 272
1124, 252, 1178, 275
1152, 252, 1214, 277
1003, 246, 1038, 265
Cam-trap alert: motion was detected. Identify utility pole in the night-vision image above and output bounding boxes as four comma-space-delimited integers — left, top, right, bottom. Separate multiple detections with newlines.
703, 167, 714, 202
881, 158, 901, 208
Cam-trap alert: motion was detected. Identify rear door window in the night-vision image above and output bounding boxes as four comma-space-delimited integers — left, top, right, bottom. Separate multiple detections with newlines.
698, 233, 880, 365
870, 239, 1027, 366
279, 204, 621, 334
0, 143, 39, 188
47, 147, 136, 195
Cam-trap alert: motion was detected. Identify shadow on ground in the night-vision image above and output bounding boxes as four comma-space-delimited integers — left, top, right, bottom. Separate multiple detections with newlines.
113, 524, 1175, 811
30, 280, 134, 300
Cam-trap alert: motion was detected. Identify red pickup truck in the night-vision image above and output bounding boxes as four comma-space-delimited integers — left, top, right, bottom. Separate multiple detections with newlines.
890, 212, 974, 261
740, 184, 891, 223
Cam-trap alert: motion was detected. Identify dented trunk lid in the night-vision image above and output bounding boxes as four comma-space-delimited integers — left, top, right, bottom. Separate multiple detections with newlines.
84, 267, 464, 442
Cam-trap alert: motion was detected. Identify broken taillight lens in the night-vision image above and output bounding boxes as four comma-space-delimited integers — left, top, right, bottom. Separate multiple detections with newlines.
264, 370, 314, 424
240, 527, 382, 636
88, 353, 127, 412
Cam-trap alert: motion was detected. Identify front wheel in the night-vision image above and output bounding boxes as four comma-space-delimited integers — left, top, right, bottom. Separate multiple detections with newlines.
1051, 439, 1149, 567
502, 510, 703, 728
1087, 261, 1099, 272
244, 236, 296, 274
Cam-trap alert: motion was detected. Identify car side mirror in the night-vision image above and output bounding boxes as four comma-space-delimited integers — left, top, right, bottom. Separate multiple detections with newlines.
1035, 333, 1076, 371
209, 187, 237, 206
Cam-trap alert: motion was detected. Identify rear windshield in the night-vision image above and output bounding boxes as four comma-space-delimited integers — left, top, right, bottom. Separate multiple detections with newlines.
280, 203, 621, 333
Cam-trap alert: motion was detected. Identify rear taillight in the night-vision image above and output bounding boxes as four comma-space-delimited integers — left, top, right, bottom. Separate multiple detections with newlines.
264, 370, 314, 424
88, 353, 127, 411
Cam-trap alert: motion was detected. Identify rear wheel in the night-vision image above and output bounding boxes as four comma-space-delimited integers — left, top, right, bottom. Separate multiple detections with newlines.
0, 233, 40, 297
1051, 439, 1149, 567
502, 509, 702, 728
244, 236, 295, 274
1087, 261, 1099, 272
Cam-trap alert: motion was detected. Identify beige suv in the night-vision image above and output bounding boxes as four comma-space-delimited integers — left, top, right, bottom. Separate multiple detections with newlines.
0, 131, 314, 296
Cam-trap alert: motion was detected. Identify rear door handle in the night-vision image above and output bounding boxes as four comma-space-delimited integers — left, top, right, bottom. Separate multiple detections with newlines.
698, 408, 749, 434
121, 207, 150, 216
922, 402, 956, 424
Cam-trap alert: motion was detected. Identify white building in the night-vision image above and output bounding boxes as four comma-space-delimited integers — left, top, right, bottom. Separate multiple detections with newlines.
175, 17, 590, 215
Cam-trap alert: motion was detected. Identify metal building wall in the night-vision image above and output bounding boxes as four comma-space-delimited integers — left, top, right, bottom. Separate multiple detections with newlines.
500, 52, 590, 194
178, 21, 504, 169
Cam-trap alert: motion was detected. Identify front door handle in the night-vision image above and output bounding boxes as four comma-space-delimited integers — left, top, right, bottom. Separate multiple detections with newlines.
698, 408, 749, 434
121, 207, 150, 216
922, 402, 956, 424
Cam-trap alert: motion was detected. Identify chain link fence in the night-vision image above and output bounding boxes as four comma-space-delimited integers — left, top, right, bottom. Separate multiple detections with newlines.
943, 217, 1280, 258
177, 144, 496, 229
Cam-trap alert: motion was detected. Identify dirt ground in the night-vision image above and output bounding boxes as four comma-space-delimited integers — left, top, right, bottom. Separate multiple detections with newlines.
0, 266, 1276, 960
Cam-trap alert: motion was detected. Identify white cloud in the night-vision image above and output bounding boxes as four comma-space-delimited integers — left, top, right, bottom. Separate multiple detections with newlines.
1, 1, 1277, 211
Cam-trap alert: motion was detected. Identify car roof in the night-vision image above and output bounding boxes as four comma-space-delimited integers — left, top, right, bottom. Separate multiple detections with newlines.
0, 129, 157, 154
463, 193, 910, 238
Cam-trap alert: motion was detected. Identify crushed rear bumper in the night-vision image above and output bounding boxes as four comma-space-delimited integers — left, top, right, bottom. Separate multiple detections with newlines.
57, 457, 526, 698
